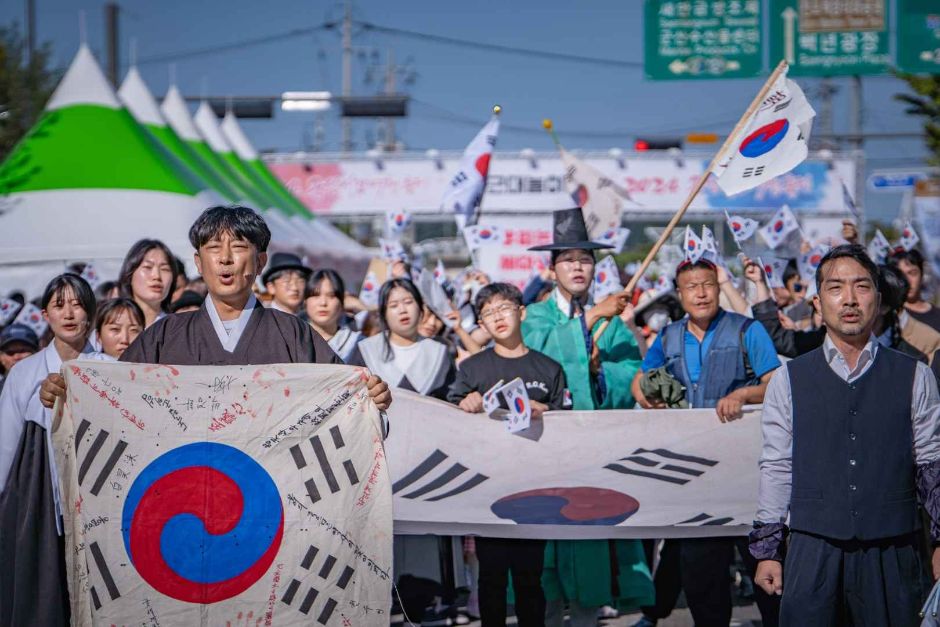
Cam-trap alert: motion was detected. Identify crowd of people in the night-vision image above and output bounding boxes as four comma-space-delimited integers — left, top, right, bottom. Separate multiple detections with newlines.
1, 203, 939, 627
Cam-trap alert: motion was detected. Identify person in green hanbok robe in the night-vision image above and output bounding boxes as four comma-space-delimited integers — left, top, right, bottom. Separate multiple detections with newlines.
521, 208, 653, 626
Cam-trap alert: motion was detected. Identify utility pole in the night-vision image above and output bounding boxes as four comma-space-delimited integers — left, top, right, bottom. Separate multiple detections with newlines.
850, 74, 866, 238
24, 0, 35, 65
816, 78, 837, 150
383, 48, 396, 152
105, 2, 120, 87
341, 0, 352, 153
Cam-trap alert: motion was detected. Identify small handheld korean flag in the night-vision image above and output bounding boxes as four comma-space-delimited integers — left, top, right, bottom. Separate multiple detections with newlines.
758, 205, 800, 249
379, 237, 408, 261
498, 377, 531, 433
899, 222, 920, 252
596, 227, 631, 254
14, 303, 48, 337
80, 263, 102, 289
798, 244, 830, 286
711, 67, 815, 196
433, 259, 448, 285
385, 209, 412, 237
592, 255, 623, 300
761, 257, 790, 289
724, 211, 759, 245
463, 224, 503, 252
482, 379, 505, 416
0, 298, 22, 325
841, 180, 861, 221
684, 226, 705, 263
701, 225, 730, 273
867, 229, 891, 264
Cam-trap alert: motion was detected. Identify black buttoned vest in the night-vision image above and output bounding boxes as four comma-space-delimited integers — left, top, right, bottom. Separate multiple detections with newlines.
788, 345, 918, 540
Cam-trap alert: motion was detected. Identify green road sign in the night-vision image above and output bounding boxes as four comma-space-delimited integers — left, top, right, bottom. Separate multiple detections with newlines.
769, 0, 890, 76
644, 0, 763, 80
898, 0, 940, 74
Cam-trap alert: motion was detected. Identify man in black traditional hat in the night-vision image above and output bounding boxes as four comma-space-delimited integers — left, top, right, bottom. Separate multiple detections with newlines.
263, 251, 312, 315
521, 208, 653, 626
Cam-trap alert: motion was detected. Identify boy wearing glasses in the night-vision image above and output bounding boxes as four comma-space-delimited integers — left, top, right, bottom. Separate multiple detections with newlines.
262, 252, 312, 315
447, 282, 568, 627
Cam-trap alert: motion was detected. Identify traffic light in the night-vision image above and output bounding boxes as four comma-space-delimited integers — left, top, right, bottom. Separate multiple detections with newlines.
634, 137, 683, 151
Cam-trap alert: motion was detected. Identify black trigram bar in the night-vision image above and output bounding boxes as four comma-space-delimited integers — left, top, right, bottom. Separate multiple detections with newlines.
425, 473, 489, 502
392, 449, 447, 493
305, 478, 321, 504
299, 587, 319, 615
329, 425, 345, 449
90, 586, 101, 610
317, 598, 337, 624
289, 444, 308, 470
402, 463, 467, 499
282, 579, 301, 605
301, 545, 319, 570
89, 440, 127, 496
88, 541, 120, 601
318, 555, 336, 579
678, 513, 734, 526
336, 566, 354, 590
605, 448, 718, 485
311, 436, 340, 493
342, 460, 359, 485
78, 430, 109, 485
75, 419, 91, 452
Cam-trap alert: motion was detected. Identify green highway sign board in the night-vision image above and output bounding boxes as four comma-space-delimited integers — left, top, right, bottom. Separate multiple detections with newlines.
769, 0, 891, 76
644, 0, 763, 80
897, 0, 940, 74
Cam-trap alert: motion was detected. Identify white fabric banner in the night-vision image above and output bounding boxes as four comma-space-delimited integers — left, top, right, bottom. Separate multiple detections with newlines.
385, 391, 760, 540
54, 361, 392, 626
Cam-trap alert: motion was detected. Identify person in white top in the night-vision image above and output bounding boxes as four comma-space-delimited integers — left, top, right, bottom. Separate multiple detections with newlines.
305, 268, 362, 363
0, 273, 108, 626
94, 297, 144, 360
117, 238, 177, 328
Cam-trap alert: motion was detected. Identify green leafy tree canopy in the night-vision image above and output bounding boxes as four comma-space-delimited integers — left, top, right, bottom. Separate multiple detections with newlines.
0, 24, 57, 161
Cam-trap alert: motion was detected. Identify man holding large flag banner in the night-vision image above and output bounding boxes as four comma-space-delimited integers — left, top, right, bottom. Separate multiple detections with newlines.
441, 107, 500, 229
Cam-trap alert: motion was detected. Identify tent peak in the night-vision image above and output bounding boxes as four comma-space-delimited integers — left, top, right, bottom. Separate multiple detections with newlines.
118, 66, 165, 127
46, 45, 120, 112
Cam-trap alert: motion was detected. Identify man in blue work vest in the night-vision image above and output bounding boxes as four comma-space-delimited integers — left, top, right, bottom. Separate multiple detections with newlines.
751, 244, 940, 626
631, 257, 781, 627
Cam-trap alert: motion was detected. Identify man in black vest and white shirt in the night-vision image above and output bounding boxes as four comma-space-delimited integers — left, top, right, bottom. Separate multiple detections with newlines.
750, 244, 940, 626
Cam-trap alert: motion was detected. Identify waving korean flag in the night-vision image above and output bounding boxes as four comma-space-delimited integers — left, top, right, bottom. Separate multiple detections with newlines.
712, 68, 815, 196
684, 226, 705, 263
758, 205, 800, 250
868, 229, 891, 264
441, 115, 499, 228
724, 212, 759, 244
385, 209, 412, 238
899, 222, 920, 252
463, 224, 503, 252
592, 255, 623, 300
596, 227, 631, 254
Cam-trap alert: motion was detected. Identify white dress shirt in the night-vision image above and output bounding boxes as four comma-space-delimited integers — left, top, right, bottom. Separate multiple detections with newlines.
756, 335, 940, 524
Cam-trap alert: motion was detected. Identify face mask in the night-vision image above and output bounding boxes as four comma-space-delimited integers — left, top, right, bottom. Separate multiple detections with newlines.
647, 311, 671, 333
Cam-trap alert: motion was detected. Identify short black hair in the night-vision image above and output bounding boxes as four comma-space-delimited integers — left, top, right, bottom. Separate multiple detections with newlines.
306, 269, 346, 300
878, 264, 909, 313
815, 244, 880, 292
888, 248, 925, 273
782, 259, 800, 286
673, 258, 717, 289
189, 205, 271, 252
118, 239, 179, 313
474, 283, 523, 316
95, 280, 117, 301
95, 297, 145, 334
41, 273, 97, 323
377, 278, 424, 361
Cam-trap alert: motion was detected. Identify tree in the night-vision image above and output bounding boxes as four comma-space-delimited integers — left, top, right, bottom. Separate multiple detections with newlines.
895, 73, 940, 167
0, 25, 57, 161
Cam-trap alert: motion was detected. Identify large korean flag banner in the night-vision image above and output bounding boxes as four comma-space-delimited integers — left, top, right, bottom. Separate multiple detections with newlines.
53, 361, 392, 626
712, 68, 816, 196
386, 392, 760, 539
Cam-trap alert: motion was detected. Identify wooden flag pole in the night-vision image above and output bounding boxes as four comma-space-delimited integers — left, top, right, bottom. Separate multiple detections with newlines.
591, 59, 790, 342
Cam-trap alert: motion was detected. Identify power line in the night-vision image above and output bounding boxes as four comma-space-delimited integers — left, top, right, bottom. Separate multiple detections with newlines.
357, 21, 643, 69
138, 23, 335, 65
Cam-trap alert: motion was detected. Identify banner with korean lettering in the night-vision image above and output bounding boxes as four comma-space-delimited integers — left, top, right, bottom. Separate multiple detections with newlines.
53, 361, 392, 626
385, 391, 761, 539
473, 214, 553, 288
267, 154, 856, 216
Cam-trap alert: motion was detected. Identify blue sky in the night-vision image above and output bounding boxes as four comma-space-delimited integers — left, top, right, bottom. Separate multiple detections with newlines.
3, 0, 929, 219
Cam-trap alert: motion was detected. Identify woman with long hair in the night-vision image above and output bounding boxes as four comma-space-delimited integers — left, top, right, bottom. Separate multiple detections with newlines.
117, 239, 178, 328
348, 278, 455, 400
0, 274, 108, 626
304, 269, 362, 363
